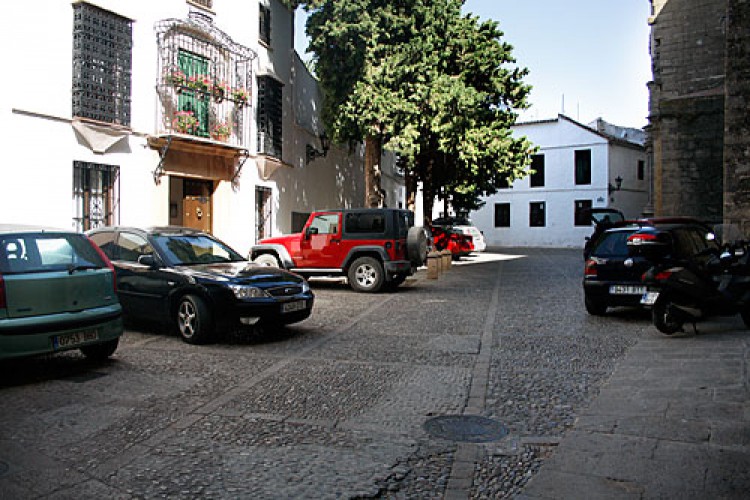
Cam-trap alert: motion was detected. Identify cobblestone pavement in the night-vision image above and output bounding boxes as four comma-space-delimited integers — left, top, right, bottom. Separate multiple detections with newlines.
0, 248, 653, 498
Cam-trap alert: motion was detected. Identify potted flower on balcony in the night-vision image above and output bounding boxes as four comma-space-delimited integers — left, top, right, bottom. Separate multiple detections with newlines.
211, 120, 232, 142
164, 68, 187, 88
231, 87, 249, 106
212, 81, 230, 103
187, 74, 211, 93
172, 111, 200, 135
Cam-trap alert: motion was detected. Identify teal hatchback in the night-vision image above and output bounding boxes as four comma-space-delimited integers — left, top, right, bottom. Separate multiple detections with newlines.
0, 225, 123, 361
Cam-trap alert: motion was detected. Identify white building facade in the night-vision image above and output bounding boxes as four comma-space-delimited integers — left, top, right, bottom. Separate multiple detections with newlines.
471, 115, 648, 248
2, 0, 403, 255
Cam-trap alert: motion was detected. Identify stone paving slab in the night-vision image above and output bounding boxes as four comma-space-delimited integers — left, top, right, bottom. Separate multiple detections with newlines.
522, 324, 750, 499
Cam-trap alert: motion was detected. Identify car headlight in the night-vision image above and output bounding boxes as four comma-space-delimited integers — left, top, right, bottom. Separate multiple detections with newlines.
230, 285, 271, 299
301, 280, 311, 293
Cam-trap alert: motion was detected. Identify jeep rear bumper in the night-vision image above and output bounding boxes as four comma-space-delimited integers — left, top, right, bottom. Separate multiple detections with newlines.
384, 259, 413, 276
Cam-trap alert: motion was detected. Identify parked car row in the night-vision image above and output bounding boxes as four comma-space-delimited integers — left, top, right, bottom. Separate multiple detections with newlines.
1, 210, 484, 362
0, 224, 316, 361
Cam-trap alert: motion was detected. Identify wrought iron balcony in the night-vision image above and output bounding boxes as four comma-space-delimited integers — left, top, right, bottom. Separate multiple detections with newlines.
154, 15, 256, 147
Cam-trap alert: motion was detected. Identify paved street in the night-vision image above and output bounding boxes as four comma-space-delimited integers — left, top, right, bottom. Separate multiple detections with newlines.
1, 248, 748, 499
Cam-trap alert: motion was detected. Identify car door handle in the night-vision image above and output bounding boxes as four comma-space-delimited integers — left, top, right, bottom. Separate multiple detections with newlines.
330, 239, 340, 244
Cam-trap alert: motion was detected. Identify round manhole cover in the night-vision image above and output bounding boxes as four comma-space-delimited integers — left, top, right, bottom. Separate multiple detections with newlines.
423, 415, 508, 443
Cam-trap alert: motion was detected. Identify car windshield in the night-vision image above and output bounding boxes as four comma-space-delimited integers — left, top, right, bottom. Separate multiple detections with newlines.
151, 233, 246, 266
0, 232, 106, 274
591, 231, 634, 257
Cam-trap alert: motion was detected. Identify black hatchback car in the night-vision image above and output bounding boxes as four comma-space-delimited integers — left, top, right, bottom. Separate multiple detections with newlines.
583, 219, 717, 315
87, 227, 314, 344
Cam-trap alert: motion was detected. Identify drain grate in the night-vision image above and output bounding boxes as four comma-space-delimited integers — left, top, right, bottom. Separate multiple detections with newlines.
423, 415, 508, 443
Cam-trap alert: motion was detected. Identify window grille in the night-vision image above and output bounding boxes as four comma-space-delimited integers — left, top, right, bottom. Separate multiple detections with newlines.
190, 0, 213, 10
257, 76, 283, 158
73, 161, 120, 232
72, 3, 132, 125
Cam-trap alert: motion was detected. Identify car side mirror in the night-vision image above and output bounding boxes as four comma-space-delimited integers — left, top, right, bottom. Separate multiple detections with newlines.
137, 254, 160, 268
305, 227, 319, 239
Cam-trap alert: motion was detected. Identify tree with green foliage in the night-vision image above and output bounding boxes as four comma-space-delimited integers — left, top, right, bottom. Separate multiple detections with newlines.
301, 0, 534, 218
304, 0, 420, 207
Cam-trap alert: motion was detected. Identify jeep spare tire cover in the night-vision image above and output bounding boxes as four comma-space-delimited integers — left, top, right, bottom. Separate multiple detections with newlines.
407, 226, 428, 266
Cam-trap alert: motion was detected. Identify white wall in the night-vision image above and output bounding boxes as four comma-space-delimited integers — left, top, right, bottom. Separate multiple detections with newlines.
471, 116, 647, 248
1, 0, 397, 256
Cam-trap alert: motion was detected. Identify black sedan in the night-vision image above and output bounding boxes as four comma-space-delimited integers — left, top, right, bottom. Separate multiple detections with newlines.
583, 219, 717, 316
88, 226, 314, 344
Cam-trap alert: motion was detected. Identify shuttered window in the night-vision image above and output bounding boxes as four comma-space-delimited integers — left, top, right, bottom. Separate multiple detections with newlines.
257, 76, 283, 158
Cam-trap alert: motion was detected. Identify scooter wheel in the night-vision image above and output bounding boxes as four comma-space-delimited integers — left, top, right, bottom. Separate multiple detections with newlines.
653, 298, 683, 335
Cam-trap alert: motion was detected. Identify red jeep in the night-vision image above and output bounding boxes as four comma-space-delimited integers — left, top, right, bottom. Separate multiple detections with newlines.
250, 208, 428, 292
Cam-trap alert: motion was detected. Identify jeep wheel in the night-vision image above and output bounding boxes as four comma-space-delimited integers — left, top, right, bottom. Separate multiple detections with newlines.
407, 226, 428, 266
254, 253, 280, 267
348, 256, 384, 293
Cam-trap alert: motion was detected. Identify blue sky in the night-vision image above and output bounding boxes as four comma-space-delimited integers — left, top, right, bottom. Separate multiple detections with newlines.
294, 1, 651, 129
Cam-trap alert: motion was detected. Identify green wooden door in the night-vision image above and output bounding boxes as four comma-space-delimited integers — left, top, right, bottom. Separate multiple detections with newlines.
178, 50, 209, 137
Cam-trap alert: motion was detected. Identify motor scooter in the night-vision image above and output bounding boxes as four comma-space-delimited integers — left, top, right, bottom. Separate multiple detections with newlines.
633, 233, 750, 334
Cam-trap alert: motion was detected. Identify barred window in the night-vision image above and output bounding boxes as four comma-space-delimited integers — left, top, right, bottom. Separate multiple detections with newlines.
73, 161, 120, 232
257, 75, 283, 158
72, 3, 133, 125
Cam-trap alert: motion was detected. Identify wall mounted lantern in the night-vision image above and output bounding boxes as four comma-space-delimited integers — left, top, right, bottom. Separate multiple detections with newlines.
306, 132, 330, 164
608, 175, 623, 194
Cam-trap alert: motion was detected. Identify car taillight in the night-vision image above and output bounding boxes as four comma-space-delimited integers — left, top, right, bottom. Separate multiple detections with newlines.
0, 272, 5, 309
86, 236, 117, 293
584, 258, 597, 277
655, 270, 673, 281
627, 233, 658, 245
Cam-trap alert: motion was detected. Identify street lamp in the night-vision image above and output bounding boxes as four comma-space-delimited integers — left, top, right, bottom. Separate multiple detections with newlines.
305, 131, 330, 164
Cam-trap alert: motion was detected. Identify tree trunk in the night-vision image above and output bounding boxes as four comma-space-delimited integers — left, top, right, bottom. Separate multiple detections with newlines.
421, 156, 435, 227
364, 135, 384, 208
405, 169, 418, 213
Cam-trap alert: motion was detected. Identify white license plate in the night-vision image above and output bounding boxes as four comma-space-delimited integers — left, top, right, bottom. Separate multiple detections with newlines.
53, 329, 99, 349
609, 285, 647, 295
641, 291, 660, 305
282, 300, 306, 313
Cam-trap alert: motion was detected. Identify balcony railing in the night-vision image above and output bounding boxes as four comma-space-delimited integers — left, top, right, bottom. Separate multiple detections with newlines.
154, 15, 256, 147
